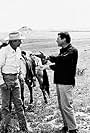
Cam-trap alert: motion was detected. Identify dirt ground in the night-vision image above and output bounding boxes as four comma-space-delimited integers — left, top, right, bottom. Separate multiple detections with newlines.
1, 31, 90, 133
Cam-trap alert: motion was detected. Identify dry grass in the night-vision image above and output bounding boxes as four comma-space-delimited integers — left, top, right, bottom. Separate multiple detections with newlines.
1, 31, 90, 132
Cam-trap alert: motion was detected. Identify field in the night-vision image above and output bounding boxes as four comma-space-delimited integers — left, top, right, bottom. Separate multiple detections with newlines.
1, 31, 90, 133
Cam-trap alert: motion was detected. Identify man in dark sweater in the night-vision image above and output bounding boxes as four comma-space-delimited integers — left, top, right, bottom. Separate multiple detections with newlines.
43, 32, 78, 133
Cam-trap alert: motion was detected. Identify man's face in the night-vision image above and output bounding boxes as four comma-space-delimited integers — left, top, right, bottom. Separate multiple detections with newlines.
56, 35, 65, 47
10, 39, 21, 49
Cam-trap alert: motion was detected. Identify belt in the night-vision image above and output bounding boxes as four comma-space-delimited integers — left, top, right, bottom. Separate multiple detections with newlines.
2, 73, 18, 76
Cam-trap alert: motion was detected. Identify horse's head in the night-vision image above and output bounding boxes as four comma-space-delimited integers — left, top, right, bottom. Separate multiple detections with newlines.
21, 50, 26, 56
20, 50, 36, 84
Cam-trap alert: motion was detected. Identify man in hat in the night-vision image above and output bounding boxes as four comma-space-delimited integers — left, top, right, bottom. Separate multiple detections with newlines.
42, 32, 78, 133
0, 32, 33, 133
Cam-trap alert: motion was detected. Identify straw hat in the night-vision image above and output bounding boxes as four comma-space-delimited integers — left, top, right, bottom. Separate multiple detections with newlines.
5, 31, 25, 41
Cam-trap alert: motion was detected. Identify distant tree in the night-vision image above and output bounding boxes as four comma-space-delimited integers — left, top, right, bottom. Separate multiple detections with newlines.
18, 26, 32, 40
18, 26, 32, 32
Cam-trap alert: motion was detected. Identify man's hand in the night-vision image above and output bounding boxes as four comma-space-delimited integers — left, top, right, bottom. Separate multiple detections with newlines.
40, 65, 50, 70
46, 56, 50, 60
18, 74, 25, 86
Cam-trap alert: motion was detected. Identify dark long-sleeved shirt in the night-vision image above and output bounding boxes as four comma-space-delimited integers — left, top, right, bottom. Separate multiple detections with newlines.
49, 44, 78, 86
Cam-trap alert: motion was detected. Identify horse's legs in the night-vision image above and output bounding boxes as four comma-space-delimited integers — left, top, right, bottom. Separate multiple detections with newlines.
19, 79, 25, 110
36, 73, 48, 104
21, 83, 25, 108
26, 80, 33, 104
41, 85, 47, 104
29, 85, 33, 104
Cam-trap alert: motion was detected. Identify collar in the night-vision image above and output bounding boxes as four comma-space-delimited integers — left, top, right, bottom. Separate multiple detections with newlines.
8, 44, 19, 53
60, 44, 71, 53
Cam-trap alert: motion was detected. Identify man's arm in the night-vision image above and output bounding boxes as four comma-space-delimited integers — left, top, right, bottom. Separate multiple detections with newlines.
48, 48, 78, 63
47, 56, 57, 63
0, 48, 6, 85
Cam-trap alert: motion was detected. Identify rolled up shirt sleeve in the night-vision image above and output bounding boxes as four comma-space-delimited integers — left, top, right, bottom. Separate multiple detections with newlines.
0, 48, 6, 85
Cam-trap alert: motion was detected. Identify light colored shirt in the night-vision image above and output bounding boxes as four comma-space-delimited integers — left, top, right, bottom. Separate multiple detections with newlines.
0, 44, 21, 85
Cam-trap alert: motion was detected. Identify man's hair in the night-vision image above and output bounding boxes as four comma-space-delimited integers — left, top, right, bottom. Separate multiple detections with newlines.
58, 32, 71, 43
9, 40, 21, 44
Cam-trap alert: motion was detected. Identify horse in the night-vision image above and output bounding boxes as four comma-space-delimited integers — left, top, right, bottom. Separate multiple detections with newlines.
19, 50, 50, 109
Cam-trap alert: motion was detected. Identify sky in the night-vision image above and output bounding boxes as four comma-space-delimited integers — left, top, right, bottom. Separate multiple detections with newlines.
0, 0, 90, 32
